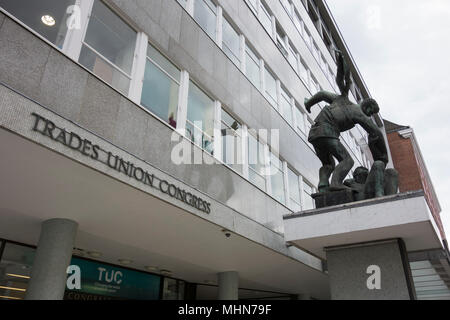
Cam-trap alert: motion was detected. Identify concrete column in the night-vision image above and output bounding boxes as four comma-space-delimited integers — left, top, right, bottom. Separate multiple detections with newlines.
218, 271, 239, 300
25, 218, 78, 300
325, 239, 416, 300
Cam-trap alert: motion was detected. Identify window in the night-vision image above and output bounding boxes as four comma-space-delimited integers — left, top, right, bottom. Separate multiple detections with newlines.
221, 109, 243, 173
304, 29, 313, 49
79, 0, 137, 95
269, 152, 285, 204
276, 28, 288, 58
186, 81, 215, 154
356, 144, 362, 163
293, 11, 303, 36
194, 0, 217, 40
305, 118, 312, 135
177, 0, 187, 8
282, 0, 293, 16
248, 133, 267, 191
309, 76, 319, 93
141, 44, 180, 128
162, 278, 185, 300
303, 181, 315, 210
245, 0, 258, 14
312, 42, 320, 61
349, 91, 357, 103
321, 55, 328, 72
245, 45, 261, 89
0, 0, 76, 48
328, 66, 335, 86
222, 18, 240, 67
299, 60, 309, 86
0, 242, 35, 300
295, 107, 306, 134
280, 87, 293, 124
287, 43, 298, 71
288, 168, 301, 212
259, 2, 272, 36
264, 68, 278, 107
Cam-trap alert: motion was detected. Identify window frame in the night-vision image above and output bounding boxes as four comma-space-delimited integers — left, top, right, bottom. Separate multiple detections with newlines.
140, 43, 182, 127
221, 16, 241, 67
220, 108, 243, 174
245, 44, 262, 90
186, 79, 216, 154
268, 151, 286, 205
247, 132, 268, 192
287, 167, 302, 212
78, 0, 139, 95
264, 67, 278, 108
193, 0, 218, 41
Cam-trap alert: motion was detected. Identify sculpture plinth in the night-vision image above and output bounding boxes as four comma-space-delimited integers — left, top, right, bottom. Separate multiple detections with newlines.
283, 191, 444, 300
312, 189, 354, 209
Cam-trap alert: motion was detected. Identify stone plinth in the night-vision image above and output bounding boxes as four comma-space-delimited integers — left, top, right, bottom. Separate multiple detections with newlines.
312, 189, 354, 209
283, 191, 442, 260
326, 239, 415, 300
283, 191, 443, 300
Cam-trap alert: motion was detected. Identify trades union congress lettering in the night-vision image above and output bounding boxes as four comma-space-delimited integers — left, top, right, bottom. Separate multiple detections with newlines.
31, 113, 211, 214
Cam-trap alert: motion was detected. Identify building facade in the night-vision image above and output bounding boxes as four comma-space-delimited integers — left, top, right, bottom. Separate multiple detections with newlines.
0, 0, 446, 300
384, 120, 449, 300
385, 120, 445, 241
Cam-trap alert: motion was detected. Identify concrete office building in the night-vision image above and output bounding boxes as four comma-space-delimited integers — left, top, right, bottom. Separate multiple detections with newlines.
0, 0, 447, 300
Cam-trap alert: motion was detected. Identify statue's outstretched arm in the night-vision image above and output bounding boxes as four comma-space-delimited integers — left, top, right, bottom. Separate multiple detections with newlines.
357, 116, 388, 164
304, 91, 338, 113
335, 50, 352, 96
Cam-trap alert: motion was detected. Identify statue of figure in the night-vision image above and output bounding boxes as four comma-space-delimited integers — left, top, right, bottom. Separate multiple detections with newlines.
344, 165, 399, 201
304, 50, 388, 193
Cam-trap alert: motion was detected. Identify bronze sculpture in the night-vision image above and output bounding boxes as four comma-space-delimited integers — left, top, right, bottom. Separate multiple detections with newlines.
344, 165, 399, 201
305, 50, 397, 206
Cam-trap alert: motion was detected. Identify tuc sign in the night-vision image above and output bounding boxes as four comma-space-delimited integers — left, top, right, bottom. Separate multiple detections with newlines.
31, 112, 211, 214
65, 258, 161, 300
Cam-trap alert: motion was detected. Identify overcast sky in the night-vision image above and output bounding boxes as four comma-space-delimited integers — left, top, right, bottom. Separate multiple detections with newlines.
325, 0, 450, 237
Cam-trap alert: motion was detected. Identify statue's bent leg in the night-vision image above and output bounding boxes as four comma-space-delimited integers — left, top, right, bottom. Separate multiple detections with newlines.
384, 168, 399, 195
313, 141, 335, 192
364, 160, 386, 199
329, 140, 354, 188
319, 164, 334, 192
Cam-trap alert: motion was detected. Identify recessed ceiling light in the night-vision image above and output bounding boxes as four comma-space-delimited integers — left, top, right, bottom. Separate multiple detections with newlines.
118, 259, 133, 265
6, 273, 30, 279
160, 269, 172, 276
87, 251, 102, 258
73, 248, 85, 256
144, 266, 159, 272
41, 15, 56, 26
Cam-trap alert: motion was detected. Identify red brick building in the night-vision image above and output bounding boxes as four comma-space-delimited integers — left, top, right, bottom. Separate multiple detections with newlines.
385, 120, 446, 241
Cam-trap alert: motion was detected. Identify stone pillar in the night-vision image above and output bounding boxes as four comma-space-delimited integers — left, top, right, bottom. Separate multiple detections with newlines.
25, 218, 78, 300
325, 239, 416, 300
217, 271, 239, 300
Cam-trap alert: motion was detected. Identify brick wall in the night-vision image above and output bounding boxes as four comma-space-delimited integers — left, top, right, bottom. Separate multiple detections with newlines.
387, 132, 422, 192
387, 131, 446, 240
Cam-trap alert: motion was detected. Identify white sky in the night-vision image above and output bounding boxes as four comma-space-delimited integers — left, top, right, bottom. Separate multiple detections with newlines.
325, 0, 450, 238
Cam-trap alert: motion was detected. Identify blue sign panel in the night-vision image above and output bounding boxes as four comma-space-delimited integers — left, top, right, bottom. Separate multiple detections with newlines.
67, 258, 161, 300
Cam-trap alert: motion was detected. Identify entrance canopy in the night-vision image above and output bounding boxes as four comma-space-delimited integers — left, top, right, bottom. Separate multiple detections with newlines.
0, 128, 330, 299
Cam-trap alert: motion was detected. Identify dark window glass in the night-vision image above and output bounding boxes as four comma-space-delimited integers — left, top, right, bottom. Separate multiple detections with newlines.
0, 0, 76, 48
